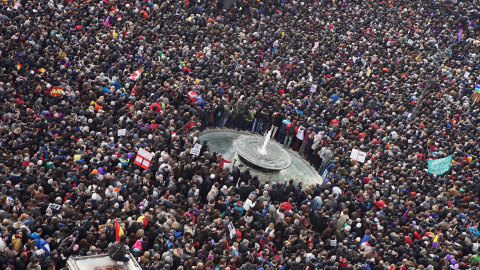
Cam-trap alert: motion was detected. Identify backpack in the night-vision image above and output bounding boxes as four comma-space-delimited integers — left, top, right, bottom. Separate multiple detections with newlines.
288, 124, 296, 136
21, 250, 32, 262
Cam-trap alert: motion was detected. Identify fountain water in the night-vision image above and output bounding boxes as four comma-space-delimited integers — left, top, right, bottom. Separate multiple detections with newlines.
258, 130, 272, 155
201, 130, 321, 184
232, 131, 291, 172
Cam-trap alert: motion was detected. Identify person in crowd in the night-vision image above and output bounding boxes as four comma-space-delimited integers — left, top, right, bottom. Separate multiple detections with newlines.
0, 0, 479, 270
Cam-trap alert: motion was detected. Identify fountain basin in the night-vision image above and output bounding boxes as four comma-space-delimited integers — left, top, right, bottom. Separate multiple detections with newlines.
233, 135, 291, 171
199, 130, 322, 185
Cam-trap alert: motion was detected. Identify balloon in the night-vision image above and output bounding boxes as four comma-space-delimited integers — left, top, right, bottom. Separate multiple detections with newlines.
98, 167, 103, 174
446, 255, 451, 260
451, 259, 456, 264
128, 153, 133, 159
454, 264, 459, 270
412, 221, 416, 225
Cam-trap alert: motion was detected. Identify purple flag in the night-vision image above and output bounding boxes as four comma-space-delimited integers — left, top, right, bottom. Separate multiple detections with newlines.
342, 0, 346, 7
457, 28, 462, 41
430, 12, 433, 17
471, 20, 475, 27
403, 207, 410, 220
104, 16, 110, 28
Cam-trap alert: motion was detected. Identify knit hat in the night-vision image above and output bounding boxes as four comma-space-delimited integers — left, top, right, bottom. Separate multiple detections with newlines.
91, 169, 98, 174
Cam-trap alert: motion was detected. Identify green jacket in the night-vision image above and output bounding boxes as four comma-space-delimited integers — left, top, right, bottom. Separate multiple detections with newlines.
245, 110, 254, 122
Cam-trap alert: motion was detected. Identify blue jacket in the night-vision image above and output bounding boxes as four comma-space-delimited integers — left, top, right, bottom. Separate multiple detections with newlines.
30, 232, 42, 248
39, 239, 51, 256
312, 196, 323, 211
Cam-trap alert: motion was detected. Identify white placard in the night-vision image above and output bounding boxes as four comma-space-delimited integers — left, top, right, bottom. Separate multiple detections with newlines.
407, 39, 414, 45
138, 148, 154, 160
464, 71, 470, 78
310, 84, 318, 93
118, 129, 126, 136
350, 149, 359, 160
356, 151, 367, 163
228, 223, 236, 239
191, 143, 202, 156
49, 203, 61, 211
135, 156, 143, 164
350, 148, 367, 163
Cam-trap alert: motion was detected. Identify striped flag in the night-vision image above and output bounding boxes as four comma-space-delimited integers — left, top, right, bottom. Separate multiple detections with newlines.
51, 87, 63, 97
115, 220, 124, 241
432, 231, 440, 248
16, 63, 22, 70
475, 84, 480, 93
38, 68, 46, 73
404, 112, 412, 118
129, 67, 143, 81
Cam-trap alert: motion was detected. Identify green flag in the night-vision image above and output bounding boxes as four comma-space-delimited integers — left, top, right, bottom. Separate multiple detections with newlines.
428, 155, 453, 175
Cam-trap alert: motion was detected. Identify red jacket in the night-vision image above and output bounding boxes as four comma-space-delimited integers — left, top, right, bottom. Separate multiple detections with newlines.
279, 202, 292, 211
186, 121, 196, 132
216, 157, 232, 173
149, 102, 162, 112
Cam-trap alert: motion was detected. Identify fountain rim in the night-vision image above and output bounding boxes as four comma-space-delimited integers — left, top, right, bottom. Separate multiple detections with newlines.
232, 135, 292, 171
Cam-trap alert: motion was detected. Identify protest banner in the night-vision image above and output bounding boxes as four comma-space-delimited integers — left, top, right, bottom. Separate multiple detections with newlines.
310, 84, 318, 93
428, 155, 452, 175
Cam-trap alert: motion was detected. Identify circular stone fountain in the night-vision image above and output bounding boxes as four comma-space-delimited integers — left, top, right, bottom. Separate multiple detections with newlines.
232, 131, 291, 172
200, 130, 322, 184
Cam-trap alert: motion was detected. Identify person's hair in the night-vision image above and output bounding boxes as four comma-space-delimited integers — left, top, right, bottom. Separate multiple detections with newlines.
136, 229, 145, 239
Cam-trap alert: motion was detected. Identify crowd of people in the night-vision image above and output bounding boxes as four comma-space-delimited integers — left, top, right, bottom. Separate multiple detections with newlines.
0, 0, 480, 269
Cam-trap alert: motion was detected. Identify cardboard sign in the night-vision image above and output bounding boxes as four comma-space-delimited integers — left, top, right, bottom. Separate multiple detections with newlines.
98, 224, 107, 231
472, 92, 480, 103
118, 129, 126, 136
134, 148, 154, 169
310, 84, 318, 93
191, 143, 202, 156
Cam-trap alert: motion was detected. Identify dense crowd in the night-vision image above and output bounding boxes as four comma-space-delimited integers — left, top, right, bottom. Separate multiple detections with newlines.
1, 0, 480, 269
